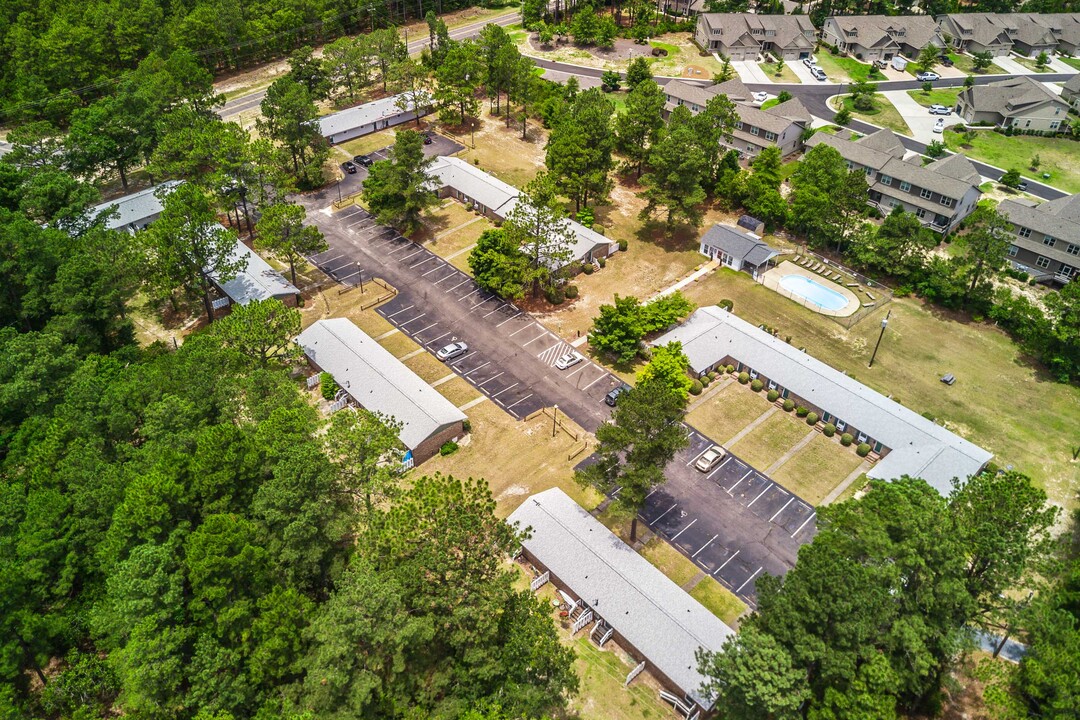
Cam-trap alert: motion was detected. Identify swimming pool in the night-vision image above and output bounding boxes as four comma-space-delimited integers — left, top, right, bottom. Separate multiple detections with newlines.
778, 274, 849, 311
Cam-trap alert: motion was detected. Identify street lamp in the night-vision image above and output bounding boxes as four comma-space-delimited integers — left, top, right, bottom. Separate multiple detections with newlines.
868, 309, 891, 368
552, 404, 559, 438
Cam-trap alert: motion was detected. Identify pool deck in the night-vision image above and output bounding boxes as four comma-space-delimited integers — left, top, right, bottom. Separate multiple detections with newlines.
760, 261, 860, 318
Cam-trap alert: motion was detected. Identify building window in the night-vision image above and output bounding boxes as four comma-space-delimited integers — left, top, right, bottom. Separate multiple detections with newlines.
1044, 236, 1057, 247
900, 181, 911, 192
881, 174, 892, 185
940, 196, 954, 208
1008, 244, 1018, 257
1061, 264, 1076, 278
1036, 256, 1051, 268
1050, 120, 1061, 130
915, 208, 927, 219
765, 131, 777, 141
846, 161, 854, 170
865, 166, 874, 176
750, 126, 760, 136
735, 121, 744, 130
920, 187, 933, 199
889, 199, 900, 208
1018, 226, 1032, 238
1067, 244, 1079, 256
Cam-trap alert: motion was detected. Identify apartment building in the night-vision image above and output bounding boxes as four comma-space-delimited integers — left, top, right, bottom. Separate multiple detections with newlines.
822, 15, 945, 60
695, 13, 816, 61
999, 195, 1080, 285
956, 76, 1071, 132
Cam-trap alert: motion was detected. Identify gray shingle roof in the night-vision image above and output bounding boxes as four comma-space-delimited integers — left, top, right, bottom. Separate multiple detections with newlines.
698, 13, 815, 50
700, 224, 778, 266
999, 196, 1080, 247
878, 157, 976, 200
506, 488, 735, 709
857, 128, 907, 158
88, 181, 180, 231
736, 103, 796, 135
316, 92, 430, 138
959, 76, 1068, 117
652, 307, 992, 494
805, 131, 899, 170
295, 318, 466, 451
211, 229, 300, 305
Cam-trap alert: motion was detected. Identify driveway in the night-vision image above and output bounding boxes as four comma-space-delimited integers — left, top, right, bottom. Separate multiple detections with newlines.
992, 55, 1036, 75
732, 59, 772, 84
1047, 55, 1078, 74
882, 89, 955, 143
789, 59, 827, 84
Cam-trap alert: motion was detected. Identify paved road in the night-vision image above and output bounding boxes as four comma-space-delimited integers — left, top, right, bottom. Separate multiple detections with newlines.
217, 10, 521, 120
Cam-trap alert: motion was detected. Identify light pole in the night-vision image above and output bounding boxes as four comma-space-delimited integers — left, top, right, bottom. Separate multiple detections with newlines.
868, 309, 891, 368
356, 262, 364, 293
552, 404, 558, 438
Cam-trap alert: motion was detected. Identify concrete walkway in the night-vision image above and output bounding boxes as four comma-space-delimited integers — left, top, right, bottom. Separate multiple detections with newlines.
723, 406, 778, 448
650, 259, 720, 301
681, 570, 708, 592
992, 55, 1035, 75
434, 215, 484, 240
881, 89, 942, 143
687, 376, 734, 413
732, 60, 771, 84
457, 395, 488, 411
821, 458, 873, 505
765, 427, 818, 475
444, 242, 477, 260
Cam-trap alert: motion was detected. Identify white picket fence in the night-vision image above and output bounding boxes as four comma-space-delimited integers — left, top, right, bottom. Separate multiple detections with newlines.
306, 374, 320, 389
659, 691, 695, 718
625, 660, 646, 686
571, 610, 593, 634
530, 571, 550, 592
328, 397, 349, 413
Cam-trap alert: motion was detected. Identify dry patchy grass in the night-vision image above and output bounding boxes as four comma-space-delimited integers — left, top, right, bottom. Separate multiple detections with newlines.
772, 434, 867, 505
687, 382, 773, 447
730, 410, 813, 471
433, 376, 481, 407
404, 351, 454, 385
452, 112, 548, 188
689, 577, 747, 628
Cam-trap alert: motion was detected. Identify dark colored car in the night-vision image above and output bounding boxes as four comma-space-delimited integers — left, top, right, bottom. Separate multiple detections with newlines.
605, 383, 632, 407
423, 134, 433, 145
342, 161, 357, 174
354, 155, 373, 167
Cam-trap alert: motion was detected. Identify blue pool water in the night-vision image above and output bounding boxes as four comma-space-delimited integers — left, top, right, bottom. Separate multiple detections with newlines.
778, 274, 848, 311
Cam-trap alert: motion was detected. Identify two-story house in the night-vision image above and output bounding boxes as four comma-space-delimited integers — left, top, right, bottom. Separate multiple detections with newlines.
956, 76, 1071, 132
694, 13, 816, 61
822, 15, 945, 61
804, 128, 982, 234
937, 13, 1017, 56
663, 78, 812, 158
999, 195, 1080, 285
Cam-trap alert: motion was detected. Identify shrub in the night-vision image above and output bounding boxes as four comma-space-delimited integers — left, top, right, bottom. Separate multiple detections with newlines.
701, 375, 711, 387
689, 380, 703, 396
462, 419, 472, 432
565, 284, 580, 299
582, 263, 595, 275
594, 225, 605, 236
823, 423, 836, 437
597, 256, 607, 268
619, 239, 628, 251
767, 389, 779, 402
738, 372, 750, 384
708, 371, 718, 381
806, 412, 819, 425
840, 432, 854, 446
465, 202, 474, 211
546, 286, 565, 305
796, 406, 809, 418
856, 442, 871, 457
751, 379, 763, 392
718, 299, 734, 311
726, 364, 735, 374
783, 399, 795, 412
320, 372, 339, 400
440, 441, 459, 456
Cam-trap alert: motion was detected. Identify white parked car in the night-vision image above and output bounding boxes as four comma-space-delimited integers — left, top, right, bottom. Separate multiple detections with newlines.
752, 91, 769, 103
916, 71, 940, 82
928, 104, 951, 115
436, 341, 468, 361
933, 118, 945, 133
554, 351, 585, 370
695, 445, 728, 473
802, 56, 818, 68
811, 67, 828, 81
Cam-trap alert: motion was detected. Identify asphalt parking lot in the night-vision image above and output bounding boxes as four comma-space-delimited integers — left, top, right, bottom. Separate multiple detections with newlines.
302, 201, 625, 427
334, 132, 463, 196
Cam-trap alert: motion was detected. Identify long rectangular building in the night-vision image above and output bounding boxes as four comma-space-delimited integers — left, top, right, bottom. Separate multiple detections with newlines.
652, 306, 992, 494
317, 92, 433, 145
508, 488, 734, 715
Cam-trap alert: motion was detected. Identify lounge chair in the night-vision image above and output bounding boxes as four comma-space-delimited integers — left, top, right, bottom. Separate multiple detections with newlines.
800, 258, 811, 267
866, 291, 876, 301
815, 263, 824, 272
832, 272, 842, 280
846, 282, 859, 288
862, 302, 875, 308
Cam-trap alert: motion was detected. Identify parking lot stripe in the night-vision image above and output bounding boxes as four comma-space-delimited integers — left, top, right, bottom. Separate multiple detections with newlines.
460, 287, 481, 301
409, 255, 436, 269
769, 497, 795, 522
482, 303, 509, 318
388, 244, 414, 255
432, 273, 456, 285
399, 248, 425, 261
736, 567, 763, 594
686, 446, 712, 467
426, 330, 452, 345
692, 534, 719, 559
385, 304, 415, 319
490, 382, 519, 398
669, 518, 697, 541
445, 278, 471, 293
504, 393, 533, 411
727, 469, 754, 494
496, 311, 523, 327
581, 373, 609, 392
463, 361, 491, 376
651, 503, 678, 523
715, 550, 739, 573
746, 484, 773, 508
338, 271, 361, 283
414, 322, 439, 335
791, 512, 816, 538
477, 372, 504, 388
706, 456, 732, 480
398, 313, 427, 327
644, 488, 659, 500
318, 253, 345, 266
420, 264, 445, 277
522, 330, 550, 347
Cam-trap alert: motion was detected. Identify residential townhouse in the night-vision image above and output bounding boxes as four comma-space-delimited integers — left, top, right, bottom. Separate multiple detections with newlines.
938, 13, 1018, 56
663, 78, 813, 158
804, 128, 982, 233
938, 12, 1080, 56
694, 13, 816, 61
1063, 74, 1080, 108
956, 76, 1071, 132
999, 195, 1080, 285
822, 15, 945, 61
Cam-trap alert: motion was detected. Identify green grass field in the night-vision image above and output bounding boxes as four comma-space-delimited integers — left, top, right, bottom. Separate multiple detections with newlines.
772, 434, 866, 504
678, 268, 1080, 510
760, 61, 801, 83
729, 410, 813, 472
838, 94, 911, 136
943, 130, 1080, 194
906, 88, 961, 108
1013, 55, 1055, 73
945, 51, 1007, 75
690, 577, 747, 627
814, 53, 882, 83
687, 382, 772, 446
1060, 56, 1080, 71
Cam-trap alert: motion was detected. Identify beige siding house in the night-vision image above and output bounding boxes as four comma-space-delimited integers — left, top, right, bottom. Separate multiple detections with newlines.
956, 76, 1070, 132
999, 195, 1080, 285
695, 13, 816, 61
822, 15, 945, 60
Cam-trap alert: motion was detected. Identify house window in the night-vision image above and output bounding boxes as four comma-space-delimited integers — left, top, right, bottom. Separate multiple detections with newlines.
846, 161, 854, 170
1008, 244, 1018, 256
1036, 256, 1051, 268
920, 187, 933, 199
765, 131, 777, 141
750, 126, 760, 136
940, 197, 954, 208
749, 370, 759, 379
1067, 244, 1079, 256
915, 208, 927, 219
881, 174, 892, 185
865, 167, 874, 176
836, 420, 847, 432
1018, 226, 1032, 238
889, 199, 900, 208
1044, 236, 1057, 247
1061, 264, 1076, 278
735, 121, 744, 130
900, 181, 911, 192
1050, 121, 1061, 129
857, 432, 868, 443
768, 380, 777, 390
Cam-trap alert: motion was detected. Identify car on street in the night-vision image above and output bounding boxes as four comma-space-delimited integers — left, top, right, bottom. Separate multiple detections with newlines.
752, 91, 769, 103
423, 133, 433, 145
436, 341, 468, 361
342, 161, 357, 174
354, 155, 373, 167
810, 66, 827, 81
933, 118, 945, 133
695, 445, 727, 473
554, 350, 585, 371
1017, 181, 1029, 191
928, 104, 951, 115
916, 71, 940, 82
802, 56, 818, 68
604, 383, 632, 406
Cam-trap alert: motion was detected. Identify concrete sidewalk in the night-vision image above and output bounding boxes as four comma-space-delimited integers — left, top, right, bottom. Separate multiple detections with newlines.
732, 60, 771, 84
650, 259, 720, 301
992, 55, 1036, 75
881, 89, 945, 143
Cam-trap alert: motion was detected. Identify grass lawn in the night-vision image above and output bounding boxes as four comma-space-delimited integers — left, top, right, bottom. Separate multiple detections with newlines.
453, 112, 547, 189
404, 351, 453, 385
331, 130, 397, 162
729, 410, 813, 472
760, 97, 780, 110
686, 382, 772, 446
566, 629, 673, 720
771, 434, 866, 505
640, 538, 701, 587
434, 376, 481, 407
677, 268, 1080, 510
814, 53, 882, 83
760, 62, 802, 83
943, 130, 1080, 194
947, 52, 1007, 75
1012, 55, 1055, 73
906, 88, 960, 108
378, 330, 420, 359
1060, 56, 1080, 71
838, 94, 911, 136
414, 202, 495, 259
690, 577, 747, 627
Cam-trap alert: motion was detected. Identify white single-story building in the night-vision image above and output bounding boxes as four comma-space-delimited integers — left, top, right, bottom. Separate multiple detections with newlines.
698, 224, 779, 277
211, 230, 300, 308
295, 318, 467, 463
508, 488, 734, 717
652, 307, 993, 494
317, 92, 433, 145
87, 180, 181, 233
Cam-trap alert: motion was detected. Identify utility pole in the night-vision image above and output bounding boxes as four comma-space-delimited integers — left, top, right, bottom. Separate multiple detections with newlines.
868, 309, 890, 368
552, 404, 559, 438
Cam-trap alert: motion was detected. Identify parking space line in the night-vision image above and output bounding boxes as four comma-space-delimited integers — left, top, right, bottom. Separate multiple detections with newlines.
482, 303, 509, 318
669, 518, 697, 541
477, 372, 504, 388
727, 469, 754, 494
388, 244, 414, 255
445, 278, 471, 293
644, 488, 659, 500
706, 456, 732, 480
420, 264, 445, 277
318, 253, 345, 265
463, 361, 491, 376
522, 330, 550, 347
581, 372, 609, 392
565, 362, 590, 379
491, 382, 519, 398
398, 313, 427, 327
460, 288, 481, 301
469, 297, 492, 310
686, 446, 712, 467
408, 256, 436, 270
385, 304, 415, 319
715, 550, 739, 573
736, 567, 763, 594
496, 311, 523, 327
651, 503, 678, 523
504, 394, 534, 411
433, 273, 456, 285
769, 497, 795, 522
414, 322, 439, 335
338, 271, 361, 283
692, 534, 719, 558
746, 484, 773, 508
399, 248, 424, 261
791, 512, 816, 538
427, 330, 452, 345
